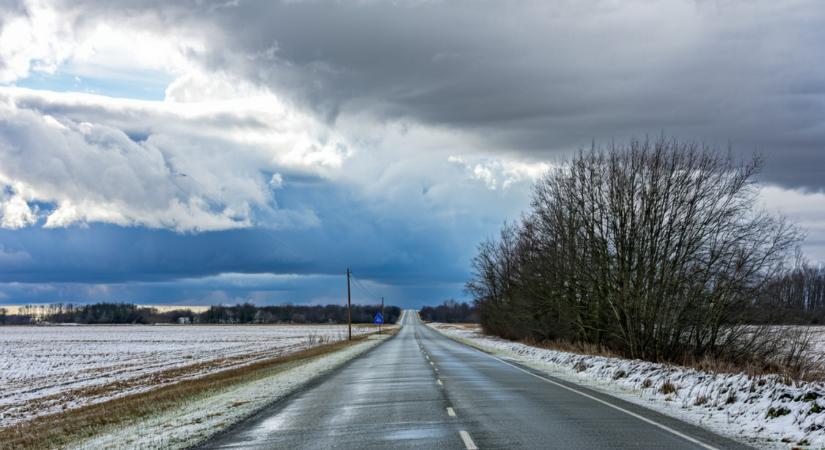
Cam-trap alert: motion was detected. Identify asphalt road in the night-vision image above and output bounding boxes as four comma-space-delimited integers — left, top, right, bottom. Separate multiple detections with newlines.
202, 311, 752, 450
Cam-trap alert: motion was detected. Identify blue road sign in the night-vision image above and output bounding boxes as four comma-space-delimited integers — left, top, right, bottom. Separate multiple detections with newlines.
374, 312, 384, 325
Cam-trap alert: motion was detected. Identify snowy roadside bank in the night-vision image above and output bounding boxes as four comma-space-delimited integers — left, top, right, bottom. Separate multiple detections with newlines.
66, 333, 390, 450
429, 323, 825, 449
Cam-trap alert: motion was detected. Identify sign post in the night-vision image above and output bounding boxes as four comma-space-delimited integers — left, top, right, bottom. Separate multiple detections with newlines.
374, 311, 384, 334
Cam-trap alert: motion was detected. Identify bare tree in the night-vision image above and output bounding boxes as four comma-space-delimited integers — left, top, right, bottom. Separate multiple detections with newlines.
469, 137, 802, 366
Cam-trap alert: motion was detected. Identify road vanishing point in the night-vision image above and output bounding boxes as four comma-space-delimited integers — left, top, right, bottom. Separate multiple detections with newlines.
202, 311, 752, 450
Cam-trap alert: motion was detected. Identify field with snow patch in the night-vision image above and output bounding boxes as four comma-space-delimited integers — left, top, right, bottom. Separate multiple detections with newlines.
431, 323, 825, 449
0, 324, 372, 428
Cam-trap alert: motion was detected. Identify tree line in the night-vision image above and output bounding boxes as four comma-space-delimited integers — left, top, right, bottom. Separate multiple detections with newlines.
755, 261, 825, 324
467, 138, 816, 371
0, 302, 400, 325
197, 303, 400, 324
419, 300, 479, 323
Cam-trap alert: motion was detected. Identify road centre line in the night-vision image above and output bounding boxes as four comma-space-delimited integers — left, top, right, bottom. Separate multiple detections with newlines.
459, 430, 478, 450
447, 407, 456, 417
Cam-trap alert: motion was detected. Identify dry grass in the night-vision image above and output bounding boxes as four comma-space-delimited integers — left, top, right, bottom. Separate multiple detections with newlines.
0, 332, 388, 450
677, 351, 825, 383
658, 381, 678, 395
693, 394, 709, 406
518, 335, 621, 359
517, 331, 825, 382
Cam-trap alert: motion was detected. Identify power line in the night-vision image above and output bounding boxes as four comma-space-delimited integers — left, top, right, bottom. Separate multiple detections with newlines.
350, 273, 382, 303
351, 278, 374, 300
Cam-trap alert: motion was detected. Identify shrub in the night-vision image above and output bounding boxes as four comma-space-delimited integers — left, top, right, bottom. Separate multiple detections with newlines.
659, 381, 678, 395
766, 407, 791, 418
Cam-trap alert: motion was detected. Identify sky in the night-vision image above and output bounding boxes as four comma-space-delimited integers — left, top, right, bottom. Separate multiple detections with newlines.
0, 0, 824, 309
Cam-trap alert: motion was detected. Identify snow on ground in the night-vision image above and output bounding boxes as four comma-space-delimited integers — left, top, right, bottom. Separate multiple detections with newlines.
0, 324, 372, 428
68, 334, 389, 450
430, 323, 825, 449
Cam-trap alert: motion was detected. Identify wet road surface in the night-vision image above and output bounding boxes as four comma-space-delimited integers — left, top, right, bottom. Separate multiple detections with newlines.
202, 311, 752, 450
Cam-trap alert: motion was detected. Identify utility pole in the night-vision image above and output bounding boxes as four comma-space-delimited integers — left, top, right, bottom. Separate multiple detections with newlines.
346, 268, 352, 341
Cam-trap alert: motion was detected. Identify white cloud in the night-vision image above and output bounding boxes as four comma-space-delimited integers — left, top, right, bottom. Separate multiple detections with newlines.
0, 1, 202, 85
448, 155, 551, 190
0, 190, 37, 229
0, 83, 349, 232
0, 1, 77, 82
67, 23, 199, 78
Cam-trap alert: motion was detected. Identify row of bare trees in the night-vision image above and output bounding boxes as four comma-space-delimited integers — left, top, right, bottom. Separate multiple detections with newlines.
1, 302, 401, 325
757, 261, 825, 324
468, 138, 809, 368
419, 300, 479, 323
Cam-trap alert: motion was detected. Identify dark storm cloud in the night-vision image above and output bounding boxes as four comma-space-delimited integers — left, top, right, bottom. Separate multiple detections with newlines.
229, 0, 825, 186
56, 0, 825, 188
0, 179, 471, 285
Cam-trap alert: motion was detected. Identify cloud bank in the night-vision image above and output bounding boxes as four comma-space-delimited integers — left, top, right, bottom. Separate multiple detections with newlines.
0, 0, 823, 306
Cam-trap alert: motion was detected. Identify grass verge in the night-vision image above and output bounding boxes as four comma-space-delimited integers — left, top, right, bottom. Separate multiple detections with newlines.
0, 332, 393, 450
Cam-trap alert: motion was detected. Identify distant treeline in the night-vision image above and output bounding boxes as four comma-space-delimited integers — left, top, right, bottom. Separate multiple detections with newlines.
0, 302, 400, 325
419, 300, 478, 323
198, 303, 400, 324
755, 262, 825, 324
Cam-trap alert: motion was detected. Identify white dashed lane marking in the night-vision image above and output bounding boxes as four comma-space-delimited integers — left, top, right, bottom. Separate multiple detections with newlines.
459, 430, 478, 450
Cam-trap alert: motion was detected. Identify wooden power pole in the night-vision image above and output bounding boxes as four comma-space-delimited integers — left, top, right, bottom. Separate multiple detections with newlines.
346, 268, 352, 341
380, 296, 384, 335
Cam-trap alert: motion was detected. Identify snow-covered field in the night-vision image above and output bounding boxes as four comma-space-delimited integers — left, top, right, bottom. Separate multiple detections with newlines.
0, 324, 372, 428
68, 334, 390, 450
430, 323, 825, 449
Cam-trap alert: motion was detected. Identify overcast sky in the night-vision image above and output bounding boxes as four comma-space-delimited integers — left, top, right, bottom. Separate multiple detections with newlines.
0, 0, 824, 308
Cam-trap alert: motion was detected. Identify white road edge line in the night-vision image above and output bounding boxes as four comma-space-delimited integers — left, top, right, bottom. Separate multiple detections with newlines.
469, 345, 719, 450
459, 430, 478, 450
447, 407, 456, 417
